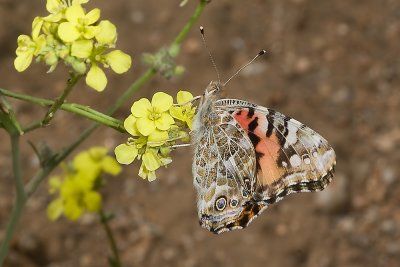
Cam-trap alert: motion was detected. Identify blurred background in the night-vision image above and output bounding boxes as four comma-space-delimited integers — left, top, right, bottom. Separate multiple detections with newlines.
0, 0, 399, 266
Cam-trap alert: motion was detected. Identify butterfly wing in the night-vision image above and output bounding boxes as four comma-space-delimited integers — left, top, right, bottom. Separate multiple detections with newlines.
192, 97, 336, 234
216, 99, 336, 206
192, 109, 259, 233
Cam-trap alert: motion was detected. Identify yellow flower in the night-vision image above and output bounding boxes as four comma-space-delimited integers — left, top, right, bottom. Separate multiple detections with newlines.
14, 18, 46, 72
123, 114, 169, 145
139, 163, 157, 182
169, 91, 196, 130
15, 0, 132, 93
114, 91, 197, 182
47, 147, 121, 221
85, 49, 132, 92
45, 0, 90, 22
131, 92, 175, 137
58, 4, 100, 42
47, 171, 102, 221
73, 146, 122, 179
138, 148, 172, 181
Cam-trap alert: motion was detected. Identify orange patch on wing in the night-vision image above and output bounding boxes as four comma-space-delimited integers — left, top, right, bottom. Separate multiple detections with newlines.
233, 110, 253, 131
255, 132, 284, 186
233, 109, 284, 187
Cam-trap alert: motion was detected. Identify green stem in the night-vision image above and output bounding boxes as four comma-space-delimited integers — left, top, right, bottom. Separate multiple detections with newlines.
99, 211, 121, 267
0, 135, 27, 266
0, 88, 125, 132
107, 68, 157, 115
172, 0, 207, 46
41, 73, 82, 126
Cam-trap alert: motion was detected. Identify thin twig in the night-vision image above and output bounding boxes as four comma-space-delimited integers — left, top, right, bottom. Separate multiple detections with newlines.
41, 73, 82, 126
0, 135, 27, 266
99, 210, 121, 267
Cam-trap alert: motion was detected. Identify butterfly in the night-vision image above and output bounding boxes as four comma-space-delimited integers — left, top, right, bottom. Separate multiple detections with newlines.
191, 59, 336, 234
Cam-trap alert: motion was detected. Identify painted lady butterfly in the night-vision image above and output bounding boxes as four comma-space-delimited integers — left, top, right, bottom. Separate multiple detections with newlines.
191, 49, 336, 234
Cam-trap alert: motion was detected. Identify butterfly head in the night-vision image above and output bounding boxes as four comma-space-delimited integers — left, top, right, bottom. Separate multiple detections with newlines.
204, 81, 224, 97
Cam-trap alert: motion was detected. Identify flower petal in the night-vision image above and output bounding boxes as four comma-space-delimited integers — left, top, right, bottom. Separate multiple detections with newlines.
48, 176, 62, 194
96, 20, 117, 45
151, 92, 173, 112
14, 53, 33, 72
86, 64, 107, 92
71, 39, 93, 58
104, 50, 132, 74
32, 17, 44, 39
177, 91, 194, 104
46, 0, 63, 13
101, 156, 122, 175
142, 149, 160, 171
16, 35, 33, 55
138, 163, 156, 181
147, 171, 157, 182
123, 115, 140, 136
73, 151, 100, 179
160, 156, 172, 166
85, 8, 101, 25
136, 117, 156, 136
82, 25, 100, 39
47, 198, 63, 221
65, 4, 85, 24
64, 199, 83, 221
148, 130, 169, 146
88, 146, 108, 160
114, 143, 138, 164
58, 22, 80, 42
155, 113, 174, 131
131, 98, 151, 117
169, 106, 185, 121
83, 191, 102, 212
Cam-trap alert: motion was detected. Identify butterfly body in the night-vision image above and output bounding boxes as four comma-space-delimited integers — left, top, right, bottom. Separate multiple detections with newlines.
191, 81, 336, 234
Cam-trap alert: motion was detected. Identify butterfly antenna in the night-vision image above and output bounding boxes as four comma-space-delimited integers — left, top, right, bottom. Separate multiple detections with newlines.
200, 26, 221, 84
223, 49, 267, 86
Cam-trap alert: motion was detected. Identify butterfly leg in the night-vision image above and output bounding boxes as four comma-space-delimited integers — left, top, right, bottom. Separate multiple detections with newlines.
170, 143, 191, 149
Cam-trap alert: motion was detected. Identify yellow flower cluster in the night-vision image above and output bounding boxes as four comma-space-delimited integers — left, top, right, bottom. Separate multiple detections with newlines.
47, 147, 121, 221
115, 91, 196, 181
15, 0, 131, 92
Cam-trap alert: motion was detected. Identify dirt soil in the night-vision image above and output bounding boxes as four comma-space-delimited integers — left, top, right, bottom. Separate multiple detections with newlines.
1, 0, 400, 266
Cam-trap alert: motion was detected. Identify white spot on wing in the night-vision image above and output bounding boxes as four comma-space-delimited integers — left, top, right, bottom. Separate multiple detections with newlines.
290, 154, 301, 167
284, 122, 298, 148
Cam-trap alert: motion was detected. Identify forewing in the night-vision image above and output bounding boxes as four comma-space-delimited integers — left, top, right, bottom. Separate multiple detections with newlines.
216, 99, 336, 204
